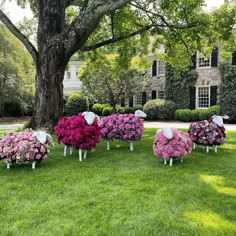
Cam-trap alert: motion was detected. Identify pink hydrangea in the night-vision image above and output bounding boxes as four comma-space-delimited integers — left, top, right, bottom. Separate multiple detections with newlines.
0, 131, 53, 164
188, 118, 225, 146
153, 130, 192, 160
55, 113, 101, 150
99, 114, 144, 141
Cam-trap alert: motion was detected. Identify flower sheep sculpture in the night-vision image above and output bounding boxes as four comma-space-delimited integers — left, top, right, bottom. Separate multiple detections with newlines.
0, 131, 53, 169
55, 112, 101, 161
99, 110, 147, 151
153, 128, 192, 166
188, 115, 229, 153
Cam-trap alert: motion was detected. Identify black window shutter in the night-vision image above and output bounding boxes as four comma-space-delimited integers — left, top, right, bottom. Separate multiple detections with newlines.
211, 47, 218, 67
142, 92, 147, 106
152, 60, 157, 77
210, 86, 217, 106
152, 90, 156, 99
232, 51, 236, 65
121, 97, 125, 107
129, 97, 133, 107
191, 53, 197, 69
189, 87, 196, 109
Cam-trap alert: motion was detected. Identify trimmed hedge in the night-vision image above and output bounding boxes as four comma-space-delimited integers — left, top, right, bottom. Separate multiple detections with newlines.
178, 109, 191, 122
91, 103, 111, 116
221, 90, 236, 122
102, 107, 113, 116
191, 110, 201, 122
143, 99, 176, 120
65, 93, 89, 116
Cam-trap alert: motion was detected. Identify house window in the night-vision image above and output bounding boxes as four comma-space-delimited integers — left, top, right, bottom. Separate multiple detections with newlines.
197, 52, 211, 68
157, 61, 165, 76
157, 90, 165, 99
134, 93, 142, 106
196, 86, 210, 109
152, 60, 157, 77
67, 71, 71, 79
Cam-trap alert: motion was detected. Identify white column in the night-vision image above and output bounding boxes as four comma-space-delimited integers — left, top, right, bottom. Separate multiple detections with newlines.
214, 145, 218, 153
107, 141, 110, 150
64, 145, 67, 157
130, 142, 134, 151
32, 161, 36, 170
206, 146, 209, 153
164, 159, 167, 165
83, 150, 87, 159
169, 158, 173, 166
79, 149, 82, 161
193, 143, 196, 150
7, 162, 10, 169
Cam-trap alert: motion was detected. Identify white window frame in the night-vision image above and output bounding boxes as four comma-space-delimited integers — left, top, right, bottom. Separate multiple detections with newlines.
196, 52, 211, 69
157, 61, 165, 76
196, 86, 211, 109
157, 90, 165, 99
133, 93, 142, 107
67, 71, 71, 79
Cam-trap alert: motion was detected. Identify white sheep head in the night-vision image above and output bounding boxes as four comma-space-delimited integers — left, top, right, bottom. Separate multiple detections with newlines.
33, 131, 51, 144
82, 111, 96, 125
135, 110, 147, 118
212, 115, 229, 127
157, 127, 173, 139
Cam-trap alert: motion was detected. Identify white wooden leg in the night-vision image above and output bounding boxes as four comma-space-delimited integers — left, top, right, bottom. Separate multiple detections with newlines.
193, 143, 196, 150
214, 145, 218, 153
164, 159, 167, 165
70, 147, 73, 156
64, 145, 67, 157
206, 146, 209, 153
83, 150, 87, 159
130, 142, 134, 151
170, 158, 173, 166
32, 161, 36, 170
181, 158, 183, 163
107, 141, 110, 151
79, 149, 82, 161
7, 162, 10, 169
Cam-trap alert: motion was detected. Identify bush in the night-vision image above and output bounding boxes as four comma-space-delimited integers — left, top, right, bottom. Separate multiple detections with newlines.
102, 107, 112, 116
91, 103, 111, 116
116, 107, 126, 114
143, 99, 176, 120
174, 110, 181, 120
199, 110, 210, 121
65, 93, 89, 116
178, 109, 191, 122
124, 107, 134, 114
191, 110, 201, 121
208, 105, 222, 117
221, 90, 236, 122
133, 106, 143, 112
4, 102, 23, 117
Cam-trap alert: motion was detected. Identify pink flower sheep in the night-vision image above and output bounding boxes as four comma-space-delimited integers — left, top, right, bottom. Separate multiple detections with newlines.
153, 128, 192, 166
0, 131, 53, 169
55, 112, 101, 161
99, 110, 146, 151
188, 115, 228, 153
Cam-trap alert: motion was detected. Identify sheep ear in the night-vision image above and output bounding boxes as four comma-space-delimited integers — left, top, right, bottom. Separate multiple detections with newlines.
135, 110, 147, 118
33, 131, 47, 144
82, 111, 96, 125
163, 127, 173, 139
223, 115, 229, 119
212, 116, 224, 127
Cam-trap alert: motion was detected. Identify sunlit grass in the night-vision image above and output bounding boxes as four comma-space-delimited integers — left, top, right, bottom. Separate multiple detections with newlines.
0, 129, 235, 235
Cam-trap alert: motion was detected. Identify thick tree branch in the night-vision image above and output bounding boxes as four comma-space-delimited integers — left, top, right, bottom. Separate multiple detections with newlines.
0, 9, 38, 63
64, 0, 133, 60
80, 24, 153, 51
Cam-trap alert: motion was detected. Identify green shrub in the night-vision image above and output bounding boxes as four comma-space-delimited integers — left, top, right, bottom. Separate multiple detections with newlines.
208, 105, 222, 117
124, 107, 134, 114
199, 110, 210, 121
116, 107, 126, 114
102, 107, 112, 116
65, 93, 89, 116
178, 109, 191, 122
221, 90, 236, 122
191, 110, 201, 121
174, 109, 181, 120
143, 99, 176, 120
133, 106, 143, 112
91, 103, 111, 116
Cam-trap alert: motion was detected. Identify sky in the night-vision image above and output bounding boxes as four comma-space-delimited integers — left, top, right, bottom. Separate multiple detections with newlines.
1, 0, 225, 23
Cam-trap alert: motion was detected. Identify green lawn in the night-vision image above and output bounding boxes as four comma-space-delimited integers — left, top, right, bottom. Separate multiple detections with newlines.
0, 129, 236, 236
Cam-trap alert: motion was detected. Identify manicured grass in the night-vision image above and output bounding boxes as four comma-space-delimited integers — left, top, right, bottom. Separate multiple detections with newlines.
0, 129, 236, 236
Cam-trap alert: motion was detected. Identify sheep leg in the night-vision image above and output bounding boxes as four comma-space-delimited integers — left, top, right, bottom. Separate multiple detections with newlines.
107, 141, 110, 151
79, 149, 82, 161
181, 157, 183, 163
83, 150, 87, 159
170, 158, 173, 166
130, 142, 134, 151
32, 161, 36, 170
214, 145, 218, 153
206, 146, 209, 153
70, 147, 73, 156
164, 159, 167, 165
7, 162, 10, 169
193, 143, 196, 150
64, 145, 67, 157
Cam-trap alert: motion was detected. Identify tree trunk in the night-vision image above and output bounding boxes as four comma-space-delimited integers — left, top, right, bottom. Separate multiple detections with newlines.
30, 55, 66, 131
